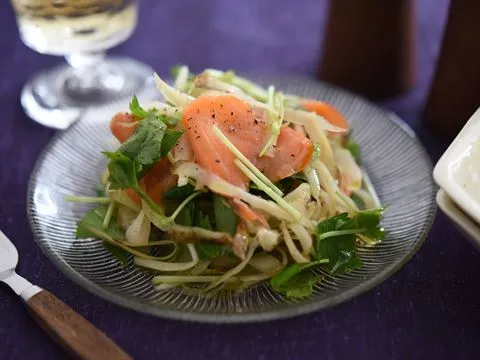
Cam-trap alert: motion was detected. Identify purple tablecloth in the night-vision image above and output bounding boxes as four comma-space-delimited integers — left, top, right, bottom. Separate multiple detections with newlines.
1, 1, 480, 359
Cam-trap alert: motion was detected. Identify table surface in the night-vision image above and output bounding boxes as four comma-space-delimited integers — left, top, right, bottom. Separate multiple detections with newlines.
1, 1, 480, 359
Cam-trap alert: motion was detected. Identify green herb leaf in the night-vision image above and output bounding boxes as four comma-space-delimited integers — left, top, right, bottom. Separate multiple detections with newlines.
129, 95, 149, 119
164, 184, 196, 199
271, 261, 325, 299
213, 195, 239, 235
316, 234, 361, 274
117, 118, 167, 168
175, 201, 195, 226
194, 208, 230, 260
161, 129, 183, 157
350, 192, 365, 210
196, 242, 229, 260
195, 210, 213, 230
170, 64, 182, 78
95, 183, 105, 197
102, 152, 139, 189
282, 272, 321, 299
315, 209, 384, 275
346, 139, 361, 163
103, 241, 129, 265
104, 118, 183, 189
76, 206, 124, 240
317, 213, 350, 234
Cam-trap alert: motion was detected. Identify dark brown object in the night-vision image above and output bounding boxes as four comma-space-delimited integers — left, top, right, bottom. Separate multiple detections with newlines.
26, 290, 132, 360
424, 0, 480, 138
318, 0, 415, 99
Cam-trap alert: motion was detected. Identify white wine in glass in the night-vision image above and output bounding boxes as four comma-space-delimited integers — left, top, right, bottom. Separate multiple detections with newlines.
11, 0, 153, 129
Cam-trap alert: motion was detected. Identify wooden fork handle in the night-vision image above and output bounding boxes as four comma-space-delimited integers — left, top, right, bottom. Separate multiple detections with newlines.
25, 290, 132, 360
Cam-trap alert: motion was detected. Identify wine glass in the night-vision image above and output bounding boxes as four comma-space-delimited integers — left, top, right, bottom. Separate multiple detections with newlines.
11, 0, 153, 129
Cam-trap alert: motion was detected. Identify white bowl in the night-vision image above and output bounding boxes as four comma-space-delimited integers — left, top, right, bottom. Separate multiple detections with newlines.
436, 189, 480, 249
433, 106, 480, 225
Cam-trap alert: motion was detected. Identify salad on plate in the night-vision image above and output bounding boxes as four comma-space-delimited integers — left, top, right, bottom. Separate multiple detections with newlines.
68, 66, 384, 299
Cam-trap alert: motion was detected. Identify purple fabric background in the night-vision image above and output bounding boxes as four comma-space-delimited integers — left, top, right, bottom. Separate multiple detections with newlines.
1, 1, 480, 359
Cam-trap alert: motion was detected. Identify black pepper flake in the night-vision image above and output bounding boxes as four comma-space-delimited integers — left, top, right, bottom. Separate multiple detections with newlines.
195, 136, 201, 139
215, 159, 220, 163
220, 104, 224, 108
188, 127, 192, 130
291, 154, 295, 157
212, 113, 216, 119
231, 111, 234, 116
254, 119, 259, 125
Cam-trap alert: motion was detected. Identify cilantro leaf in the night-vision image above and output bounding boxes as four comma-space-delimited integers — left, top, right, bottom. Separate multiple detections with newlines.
129, 95, 149, 119
102, 152, 139, 189
117, 118, 167, 168
315, 209, 384, 275
316, 234, 361, 274
271, 261, 325, 299
282, 272, 321, 298
104, 117, 183, 190
317, 213, 350, 234
129, 95, 179, 126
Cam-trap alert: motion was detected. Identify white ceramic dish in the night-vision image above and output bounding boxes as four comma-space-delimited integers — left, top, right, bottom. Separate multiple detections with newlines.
436, 189, 480, 250
433, 106, 480, 225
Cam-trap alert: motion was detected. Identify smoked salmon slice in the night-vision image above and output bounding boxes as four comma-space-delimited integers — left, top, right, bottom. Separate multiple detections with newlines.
257, 126, 314, 182
124, 159, 177, 206
230, 198, 269, 228
182, 95, 269, 188
301, 100, 349, 131
110, 112, 139, 143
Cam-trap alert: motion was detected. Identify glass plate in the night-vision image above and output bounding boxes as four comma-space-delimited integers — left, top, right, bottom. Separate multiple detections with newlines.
27, 75, 437, 323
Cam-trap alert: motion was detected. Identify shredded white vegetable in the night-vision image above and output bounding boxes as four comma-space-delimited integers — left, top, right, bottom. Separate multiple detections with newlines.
125, 210, 150, 246
280, 223, 310, 263
173, 65, 190, 91
288, 223, 313, 255
154, 72, 194, 109
135, 243, 198, 272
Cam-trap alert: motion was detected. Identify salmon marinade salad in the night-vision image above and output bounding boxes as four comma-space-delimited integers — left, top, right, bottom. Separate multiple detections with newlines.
69, 66, 384, 299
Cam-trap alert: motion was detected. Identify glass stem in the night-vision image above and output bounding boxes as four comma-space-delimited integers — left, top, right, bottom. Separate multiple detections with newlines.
65, 52, 107, 94
63, 51, 126, 102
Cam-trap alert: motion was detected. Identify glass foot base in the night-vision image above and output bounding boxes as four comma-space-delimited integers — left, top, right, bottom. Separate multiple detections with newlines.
21, 56, 153, 129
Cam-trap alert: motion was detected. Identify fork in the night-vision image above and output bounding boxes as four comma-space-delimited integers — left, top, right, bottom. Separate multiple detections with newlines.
0, 230, 132, 360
